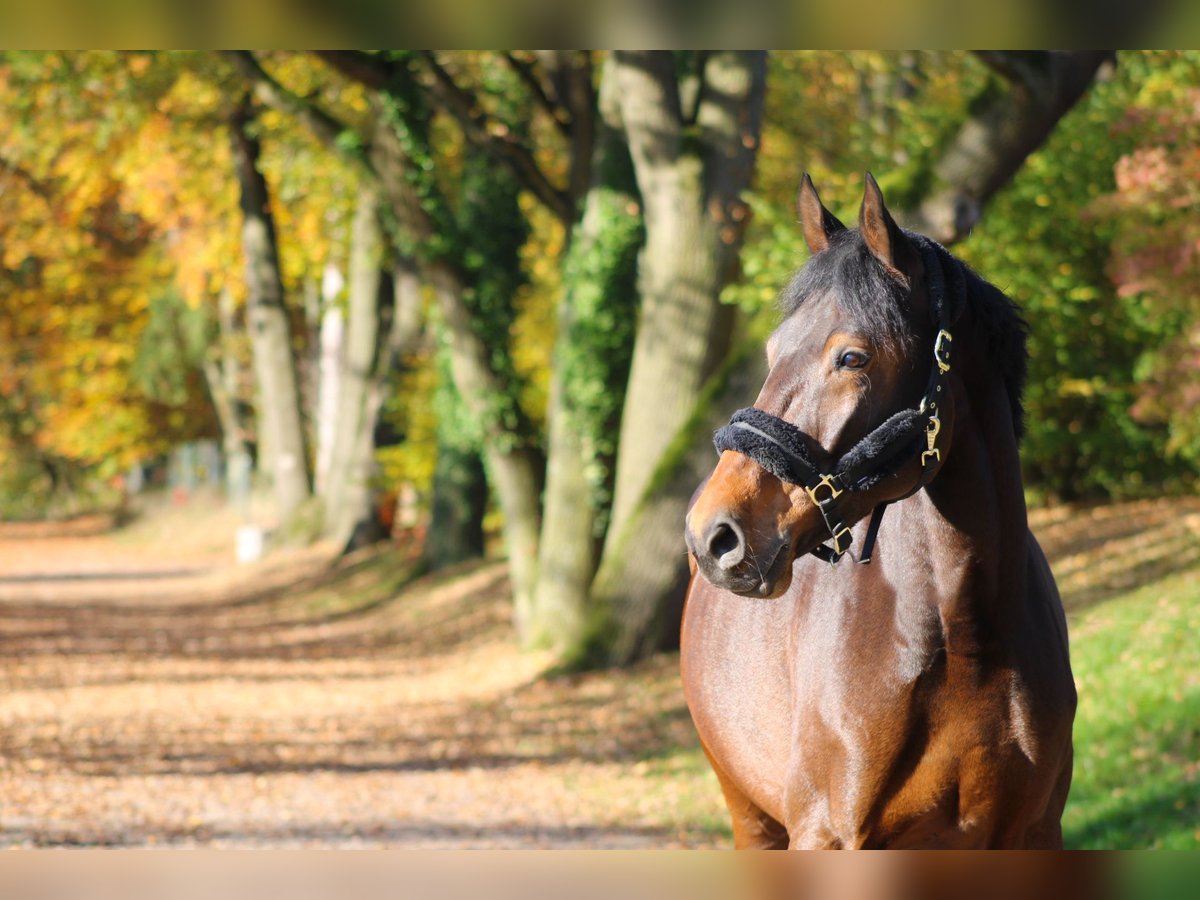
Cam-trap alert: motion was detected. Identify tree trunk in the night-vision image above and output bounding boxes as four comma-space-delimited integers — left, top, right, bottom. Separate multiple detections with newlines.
332, 261, 424, 551
603, 51, 766, 549
589, 339, 770, 665
424, 383, 488, 570
368, 116, 546, 636
322, 188, 424, 548
579, 52, 764, 662
528, 58, 643, 652
429, 267, 545, 633
314, 263, 345, 496
201, 286, 253, 506
230, 103, 312, 524
321, 187, 384, 541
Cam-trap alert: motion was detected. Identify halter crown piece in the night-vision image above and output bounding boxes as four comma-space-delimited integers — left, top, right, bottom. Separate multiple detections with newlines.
713, 234, 965, 565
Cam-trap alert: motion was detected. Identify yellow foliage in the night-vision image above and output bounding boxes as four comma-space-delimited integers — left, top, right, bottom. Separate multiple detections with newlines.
0, 52, 220, 475
510, 198, 563, 427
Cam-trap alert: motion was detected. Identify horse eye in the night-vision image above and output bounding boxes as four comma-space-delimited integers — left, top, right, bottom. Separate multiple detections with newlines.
838, 350, 869, 370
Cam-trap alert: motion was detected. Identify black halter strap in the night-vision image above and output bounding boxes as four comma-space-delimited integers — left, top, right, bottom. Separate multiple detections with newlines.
713, 236, 963, 565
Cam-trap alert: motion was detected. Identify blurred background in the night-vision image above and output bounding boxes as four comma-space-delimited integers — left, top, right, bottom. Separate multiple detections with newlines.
0, 51, 1195, 848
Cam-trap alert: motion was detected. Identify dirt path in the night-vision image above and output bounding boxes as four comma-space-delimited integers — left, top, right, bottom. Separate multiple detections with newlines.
0, 499, 723, 848
2, 494, 1196, 847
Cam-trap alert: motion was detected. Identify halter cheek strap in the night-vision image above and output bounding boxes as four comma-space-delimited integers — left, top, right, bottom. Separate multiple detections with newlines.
712, 236, 962, 565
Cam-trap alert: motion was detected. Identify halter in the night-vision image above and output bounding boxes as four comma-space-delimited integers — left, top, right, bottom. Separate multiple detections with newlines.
713, 235, 964, 565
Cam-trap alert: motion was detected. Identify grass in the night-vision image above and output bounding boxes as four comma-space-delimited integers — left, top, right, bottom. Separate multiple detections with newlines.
1062, 564, 1200, 848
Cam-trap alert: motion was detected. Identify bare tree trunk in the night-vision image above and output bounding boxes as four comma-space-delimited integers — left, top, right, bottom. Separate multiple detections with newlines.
200, 286, 252, 503
333, 260, 424, 551
528, 58, 643, 652
428, 267, 545, 633
314, 263, 345, 496
322, 188, 424, 548
574, 52, 764, 662
230, 103, 312, 524
604, 51, 766, 548
322, 187, 383, 540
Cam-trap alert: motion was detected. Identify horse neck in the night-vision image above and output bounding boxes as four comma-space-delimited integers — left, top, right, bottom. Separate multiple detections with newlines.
899, 344, 1030, 656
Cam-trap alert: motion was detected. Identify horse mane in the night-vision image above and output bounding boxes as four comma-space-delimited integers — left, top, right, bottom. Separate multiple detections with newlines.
779, 228, 1029, 440
954, 250, 1029, 440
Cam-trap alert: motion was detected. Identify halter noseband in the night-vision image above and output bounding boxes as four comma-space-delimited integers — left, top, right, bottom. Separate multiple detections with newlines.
713, 236, 963, 565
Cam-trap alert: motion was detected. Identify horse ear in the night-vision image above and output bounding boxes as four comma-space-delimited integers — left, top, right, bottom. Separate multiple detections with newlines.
797, 173, 846, 255
859, 172, 916, 278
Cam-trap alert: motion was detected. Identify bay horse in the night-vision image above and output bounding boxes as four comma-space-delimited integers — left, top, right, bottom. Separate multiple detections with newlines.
681, 174, 1075, 849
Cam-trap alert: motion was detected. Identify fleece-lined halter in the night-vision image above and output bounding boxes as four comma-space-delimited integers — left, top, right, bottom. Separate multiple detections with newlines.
713, 234, 965, 565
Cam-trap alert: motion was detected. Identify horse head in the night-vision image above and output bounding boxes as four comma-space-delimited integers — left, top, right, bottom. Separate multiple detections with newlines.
685, 174, 957, 598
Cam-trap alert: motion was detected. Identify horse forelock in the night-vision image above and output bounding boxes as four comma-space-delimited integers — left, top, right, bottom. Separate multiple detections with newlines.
779, 229, 914, 355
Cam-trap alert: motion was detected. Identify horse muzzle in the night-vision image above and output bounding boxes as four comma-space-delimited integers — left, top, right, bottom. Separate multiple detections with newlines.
685, 515, 793, 598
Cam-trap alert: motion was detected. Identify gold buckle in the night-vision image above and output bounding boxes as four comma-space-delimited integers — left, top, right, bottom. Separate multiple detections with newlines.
806, 474, 844, 506
921, 413, 942, 466
933, 329, 953, 374
831, 526, 853, 555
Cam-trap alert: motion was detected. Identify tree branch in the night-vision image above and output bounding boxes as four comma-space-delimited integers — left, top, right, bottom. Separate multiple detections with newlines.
313, 50, 399, 91
681, 51, 712, 126
973, 51, 1054, 88
418, 51, 574, 224
0, 155, 52, 200
503, 52, 570, 135
222, 51, 373, 174
899, 51, 1113, 243
557, 52, 597, 213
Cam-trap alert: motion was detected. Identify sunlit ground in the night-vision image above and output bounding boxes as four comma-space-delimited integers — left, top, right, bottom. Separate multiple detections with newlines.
0, 493, 1195, 847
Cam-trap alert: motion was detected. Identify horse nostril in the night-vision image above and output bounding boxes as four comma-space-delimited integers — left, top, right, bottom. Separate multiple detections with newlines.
706, 518, 745, 570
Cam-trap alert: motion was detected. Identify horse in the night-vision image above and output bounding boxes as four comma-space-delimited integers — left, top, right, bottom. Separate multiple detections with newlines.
681, 174, 1075, 849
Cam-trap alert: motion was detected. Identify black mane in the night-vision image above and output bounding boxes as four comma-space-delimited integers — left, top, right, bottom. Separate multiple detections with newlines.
779, 228, 1029, 439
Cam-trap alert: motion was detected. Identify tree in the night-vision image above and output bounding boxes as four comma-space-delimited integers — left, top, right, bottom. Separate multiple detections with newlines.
527, 54, 643, 648
571, 51, 767, 662
319, 187, 425, 547
0, 52, 217, 514
226, 50, 548, 620
899, 52, 1115, 241
229, 99, 313, 523
1092, 51, 1200, 476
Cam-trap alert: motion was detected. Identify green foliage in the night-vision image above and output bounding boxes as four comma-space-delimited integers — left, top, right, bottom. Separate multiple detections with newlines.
374, 53, 461, 263
958, 54, 1196, 500
431, 330, 484, 452
732, 51, 1197, 501
449, 148, 537, 452
130, 289, 214, 405
558, 184, 644, 529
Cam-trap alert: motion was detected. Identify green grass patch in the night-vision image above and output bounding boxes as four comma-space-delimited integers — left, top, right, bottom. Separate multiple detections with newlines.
1063, 564, 1200, 848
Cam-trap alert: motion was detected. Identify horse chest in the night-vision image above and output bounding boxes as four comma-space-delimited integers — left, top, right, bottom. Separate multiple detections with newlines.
685, 571, 1028, 846
683, 571, 947, 827
784, 648, 1017, 848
